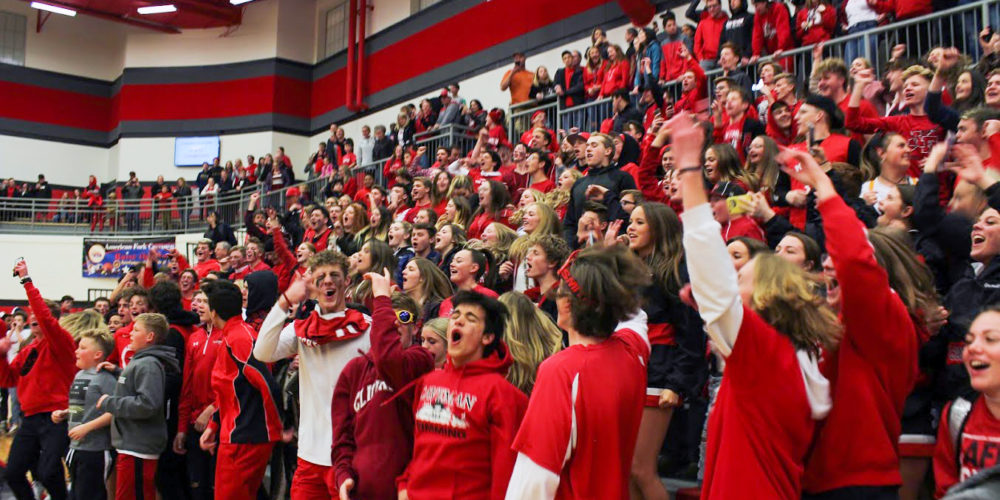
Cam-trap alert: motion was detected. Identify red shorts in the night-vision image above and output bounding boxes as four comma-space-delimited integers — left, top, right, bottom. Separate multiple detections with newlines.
215, 442, 275, 500
291, 457, 336, 500
116, 454, 157, 500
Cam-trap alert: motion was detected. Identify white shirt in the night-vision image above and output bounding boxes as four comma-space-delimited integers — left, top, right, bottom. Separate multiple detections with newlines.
357, 136, 375, 167
845, 0, 879, 26
860, 175, 916, 211
254, 305, 371, 466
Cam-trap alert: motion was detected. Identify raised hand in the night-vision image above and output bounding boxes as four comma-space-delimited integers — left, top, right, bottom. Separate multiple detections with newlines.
364, 268, 393, 298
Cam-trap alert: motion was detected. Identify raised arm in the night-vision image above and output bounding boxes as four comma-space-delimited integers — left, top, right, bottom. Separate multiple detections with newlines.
674, 114, 743, 357
252, 278, 304, 363
365, 272, 434, 389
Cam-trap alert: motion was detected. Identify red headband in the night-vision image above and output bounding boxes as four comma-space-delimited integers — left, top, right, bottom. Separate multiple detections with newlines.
557, 250, 596, 306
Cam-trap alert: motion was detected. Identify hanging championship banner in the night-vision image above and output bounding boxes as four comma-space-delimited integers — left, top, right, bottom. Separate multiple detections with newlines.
82, 237, 176, 278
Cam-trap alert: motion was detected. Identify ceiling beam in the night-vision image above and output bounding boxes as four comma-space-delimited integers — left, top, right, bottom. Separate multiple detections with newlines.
168, 0, 242, 24
24, 0, 182, 33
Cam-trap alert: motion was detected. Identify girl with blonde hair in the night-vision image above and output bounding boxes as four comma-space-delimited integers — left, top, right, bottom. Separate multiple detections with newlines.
498, 292, 562, 395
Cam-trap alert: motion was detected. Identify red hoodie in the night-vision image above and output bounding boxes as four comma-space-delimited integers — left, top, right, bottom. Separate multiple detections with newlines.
193, 259, 221, 279
303, 226, 332, 253
752, 1, 793, 57
331, 296, 435, 500
638, 143, 670, 204
802, 195, 918, 493
599, 61, 631, 98
270, 227, 303, 294
0, 282, 77, 416
177, 324, 221, 435
694, 11, 728, 62
795, 3, 836, 45
397, 343, 528, 500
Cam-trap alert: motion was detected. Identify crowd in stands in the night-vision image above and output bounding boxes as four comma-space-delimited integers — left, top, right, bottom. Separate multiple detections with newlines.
9, 1, 1000, 499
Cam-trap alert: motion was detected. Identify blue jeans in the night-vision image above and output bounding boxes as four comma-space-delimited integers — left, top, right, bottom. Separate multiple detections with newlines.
844, 21, 879, 65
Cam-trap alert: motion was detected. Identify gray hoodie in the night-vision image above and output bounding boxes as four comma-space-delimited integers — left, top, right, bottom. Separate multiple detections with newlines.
102, 345, 179, 457
944, 465, 1000, 499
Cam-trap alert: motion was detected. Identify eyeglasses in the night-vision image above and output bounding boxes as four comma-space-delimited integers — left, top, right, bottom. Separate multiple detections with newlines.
396, 310, 416, 325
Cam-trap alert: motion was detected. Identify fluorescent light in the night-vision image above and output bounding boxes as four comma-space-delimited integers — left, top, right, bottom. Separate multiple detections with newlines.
29, 2, 76, 16
230, 0, 253, 5
137, 4, 176, 14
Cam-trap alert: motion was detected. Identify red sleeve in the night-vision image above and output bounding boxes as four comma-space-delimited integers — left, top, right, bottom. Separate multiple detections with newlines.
795, 9, 808, 40
141, 264, 155, 289
871, 0, 894, 15
175, 254, 190, 274
776, 5, 793, 49
25, 282, 75, 360
989, 133, 1000, 165
638, 143, 669, 203
331, 359, 359, 492
817, 195, 916, 363
820, 5, 837, 37
369, 296, 434, 391
752, 12, 765, 56
713, 121, 727, 143
271, 228, 297, 293
511, 362, 572, 475
489, 387, 529, 500
694, 24, 706, 60
845, 105, 892, 134
933, 400, 959, 498
177, 335, 198, 435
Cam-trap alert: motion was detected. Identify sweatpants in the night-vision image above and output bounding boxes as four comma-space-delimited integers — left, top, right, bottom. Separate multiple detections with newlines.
68, 448, 114, 500
6, 412, 69, 500
214, 442, 274, 500
116, 454, 157, 500
290, 457, 336, 500
185, 430, 215, 500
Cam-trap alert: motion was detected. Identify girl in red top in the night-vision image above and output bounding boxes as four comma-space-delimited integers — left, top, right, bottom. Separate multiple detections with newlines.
582, 46, 606, 102
506, 246, 652, 498
933, 307, 1000, 497
674, 114, 840, 499
599, 45, 631, 98
468, 180, 513, 240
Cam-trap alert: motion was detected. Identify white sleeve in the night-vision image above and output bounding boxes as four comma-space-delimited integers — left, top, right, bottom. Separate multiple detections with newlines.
616, 309, 650, 352
505, 453, 560, 500
446, 160, 469, 177
680, 203, 743, 358
252, 304, 298, 362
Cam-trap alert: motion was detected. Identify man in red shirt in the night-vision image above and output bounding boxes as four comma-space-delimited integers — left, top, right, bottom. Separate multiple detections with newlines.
174, 290, 222, 500
687, 0, 729, 69
199, 280, 282, 500
712, 88, 766, 161
812, 57, 878, 145
0, 260, 77, 500
231, 238, 271, 280
193, 239, 221, 279
404, 178, 434, 224
750, 0, 793, 64
397, 291, 527, 499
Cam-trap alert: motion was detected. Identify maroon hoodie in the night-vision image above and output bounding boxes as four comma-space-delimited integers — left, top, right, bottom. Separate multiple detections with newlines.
331, 296, 434, 499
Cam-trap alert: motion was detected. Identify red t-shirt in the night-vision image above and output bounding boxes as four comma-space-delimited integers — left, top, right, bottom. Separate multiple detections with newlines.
934, 397, 1000, 497
702, 306, 816, 499
528, 179, 555, 194
512, 327, 649, 499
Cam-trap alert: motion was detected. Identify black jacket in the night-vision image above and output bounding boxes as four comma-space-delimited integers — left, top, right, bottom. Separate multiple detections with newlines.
561, 163, 636, 247
912, 172, 974, 294
553, 67, 585, 108
372, 137, 394, 161
203, 222, 238, 247
719, 6, 753, 54
612, 104, 644, 134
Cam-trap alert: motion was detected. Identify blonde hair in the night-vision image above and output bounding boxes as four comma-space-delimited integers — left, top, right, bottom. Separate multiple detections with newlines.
59, 309, 107, 341
749, 254, 841, 356
422, 317, 449, 341
509, 189, 546, 227
78, 328, 114, 358
134, 312, 169, 344
900, 65, 934, 83
485, 223, 518, 260
499, 292, 562, 394
509, 203, 561, 262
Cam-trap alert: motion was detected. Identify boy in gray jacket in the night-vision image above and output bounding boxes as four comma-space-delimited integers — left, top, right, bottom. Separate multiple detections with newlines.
97, 313, 178, 500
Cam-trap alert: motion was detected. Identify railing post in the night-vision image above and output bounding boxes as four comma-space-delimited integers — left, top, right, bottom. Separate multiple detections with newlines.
863, 32, 871, 60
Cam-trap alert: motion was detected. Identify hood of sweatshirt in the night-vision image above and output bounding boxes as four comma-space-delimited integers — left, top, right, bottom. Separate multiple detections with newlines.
246, 270, 279, 315
617, 133, 641, 167
132, 345, 180, 373
164, 307, 199, 328
442, 340, 514, 378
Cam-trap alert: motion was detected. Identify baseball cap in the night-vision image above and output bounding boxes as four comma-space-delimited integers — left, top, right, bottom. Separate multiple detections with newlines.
710, 181, 747, 199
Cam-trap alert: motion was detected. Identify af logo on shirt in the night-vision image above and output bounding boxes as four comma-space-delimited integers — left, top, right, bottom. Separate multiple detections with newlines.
415, 385, 476, 437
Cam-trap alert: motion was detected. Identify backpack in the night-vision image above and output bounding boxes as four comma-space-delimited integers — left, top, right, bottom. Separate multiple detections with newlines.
948, 394, 981, 470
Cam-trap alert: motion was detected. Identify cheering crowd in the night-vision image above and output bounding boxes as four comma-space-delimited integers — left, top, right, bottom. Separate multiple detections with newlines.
8, 1, 1000, 498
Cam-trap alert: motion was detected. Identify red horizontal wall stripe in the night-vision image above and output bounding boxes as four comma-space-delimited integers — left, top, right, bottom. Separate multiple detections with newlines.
1, 0, 612, 133
0, 81, 112, 131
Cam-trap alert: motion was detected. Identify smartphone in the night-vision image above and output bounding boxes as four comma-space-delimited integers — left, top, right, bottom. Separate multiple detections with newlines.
807, 122, 817, 147
941, 131, 958, 171
984, 26, 994, 42
12, 257, 24, 278
726, 194, 752, 216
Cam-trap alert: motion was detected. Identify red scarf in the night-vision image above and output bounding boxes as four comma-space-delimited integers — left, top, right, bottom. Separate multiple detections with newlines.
293, 308, 369, 347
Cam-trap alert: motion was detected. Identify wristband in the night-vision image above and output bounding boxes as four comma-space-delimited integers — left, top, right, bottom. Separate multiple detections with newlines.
281, 292, 292, 308
677, 166, 702, 175
19, 277, 31, 285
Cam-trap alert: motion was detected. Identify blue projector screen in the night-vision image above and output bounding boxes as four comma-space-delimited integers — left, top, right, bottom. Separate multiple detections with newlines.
174, 136, 220, 166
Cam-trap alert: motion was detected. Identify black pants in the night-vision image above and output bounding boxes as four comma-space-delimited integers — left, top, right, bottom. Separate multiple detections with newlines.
803, 485, 900, 500
7, 412, 69, 500
185, 430, 215, 500
156, 445, 190, 500
68, 448, 113, 500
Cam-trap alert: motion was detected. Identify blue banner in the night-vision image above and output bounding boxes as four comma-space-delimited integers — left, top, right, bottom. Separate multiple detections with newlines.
82, 237, 176, 278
